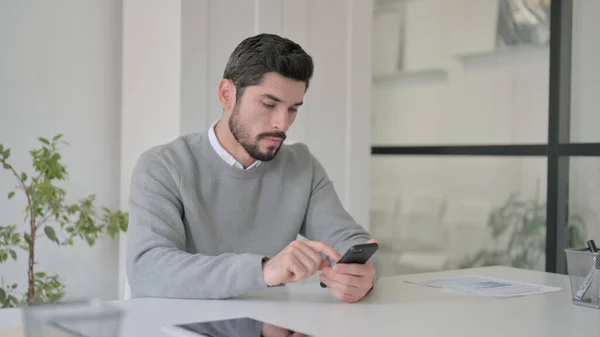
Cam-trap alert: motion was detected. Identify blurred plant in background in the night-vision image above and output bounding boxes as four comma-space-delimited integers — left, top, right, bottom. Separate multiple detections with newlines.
457, 189, 586, 270
0, 135, 128, 308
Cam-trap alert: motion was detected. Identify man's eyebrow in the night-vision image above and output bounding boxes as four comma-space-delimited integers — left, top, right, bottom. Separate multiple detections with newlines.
261, 94, 303, 106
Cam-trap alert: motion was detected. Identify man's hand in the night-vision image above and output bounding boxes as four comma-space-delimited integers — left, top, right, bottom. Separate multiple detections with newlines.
262, 323, 309, 337
262, 240, 342, 287
319, 239, 377, 303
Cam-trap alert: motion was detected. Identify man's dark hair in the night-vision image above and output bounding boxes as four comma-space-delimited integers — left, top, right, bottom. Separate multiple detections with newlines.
223, 33, 314, 101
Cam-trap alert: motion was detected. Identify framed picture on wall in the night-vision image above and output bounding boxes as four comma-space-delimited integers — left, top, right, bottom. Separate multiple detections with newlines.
496, 0, 551, 48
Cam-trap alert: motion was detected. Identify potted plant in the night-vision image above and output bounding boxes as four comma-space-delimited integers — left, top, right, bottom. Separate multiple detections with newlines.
456, 190, 587, 270
0, 135, 128, 308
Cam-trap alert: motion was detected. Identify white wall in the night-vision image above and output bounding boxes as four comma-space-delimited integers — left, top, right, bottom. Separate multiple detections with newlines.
119, 0, 183, 300
571, 0, 600, 143
120, 0, 373, 298
0, 0, 373, 301
125, 0, 372, 225
0, 0, 122, 300
178, 0, 372, 226
569, 0, 600, 243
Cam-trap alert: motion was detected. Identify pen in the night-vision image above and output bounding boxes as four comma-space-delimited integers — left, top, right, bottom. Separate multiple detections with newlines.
588, 239, 598, 253
574, 239, 599, 301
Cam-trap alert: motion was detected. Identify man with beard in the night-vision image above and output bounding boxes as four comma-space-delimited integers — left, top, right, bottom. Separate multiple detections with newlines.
126, 33, 381, 303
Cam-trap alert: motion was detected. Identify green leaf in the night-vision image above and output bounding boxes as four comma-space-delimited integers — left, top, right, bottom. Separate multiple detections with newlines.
7, 191, 15, 200
2, 163, 11, 170
569, 225, 584, 248
23, 233, 31, 246
21, 172, 27, 182
11, 284, 17, 290
522, 217, 544, 236
38, 137, 50, 145
9, 249, 16, 261
8, 295, 19, 307
0, 288, 5, 302
35, 272, 46, 278
3, 149, 10, 159
52, 134, 63, 141
489, 211, 510, 239
44, 227, 58, 244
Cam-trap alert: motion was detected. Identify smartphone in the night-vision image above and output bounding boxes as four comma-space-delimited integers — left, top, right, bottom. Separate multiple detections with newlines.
320, 242, 379, 288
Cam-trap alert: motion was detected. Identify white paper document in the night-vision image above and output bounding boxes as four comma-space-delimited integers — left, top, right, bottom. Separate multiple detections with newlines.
406, 275, 562, 299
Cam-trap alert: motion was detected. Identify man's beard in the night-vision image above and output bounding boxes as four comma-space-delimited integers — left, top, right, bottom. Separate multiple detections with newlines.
228, 104, 286, 162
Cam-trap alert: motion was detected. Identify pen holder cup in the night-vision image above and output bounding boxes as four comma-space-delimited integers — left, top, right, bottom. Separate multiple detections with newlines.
22, 299, 125, 337
565, 248, 600, 309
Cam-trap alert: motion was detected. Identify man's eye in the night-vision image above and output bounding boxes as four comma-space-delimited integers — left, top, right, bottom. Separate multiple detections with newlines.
262, 103, 275, 108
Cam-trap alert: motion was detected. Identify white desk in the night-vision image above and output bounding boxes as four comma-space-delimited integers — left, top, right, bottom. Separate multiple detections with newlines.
1, 266, 599, 336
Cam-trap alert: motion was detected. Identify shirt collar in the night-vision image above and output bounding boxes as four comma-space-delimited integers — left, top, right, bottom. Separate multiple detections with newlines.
208, 120, 261, 170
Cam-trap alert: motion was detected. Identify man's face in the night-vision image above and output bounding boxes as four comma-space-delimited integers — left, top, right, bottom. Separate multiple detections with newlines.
228, 72, 305, 161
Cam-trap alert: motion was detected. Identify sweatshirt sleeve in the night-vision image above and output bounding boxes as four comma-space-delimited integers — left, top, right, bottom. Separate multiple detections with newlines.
299, 149, 383, 286
126, 151, 268, 299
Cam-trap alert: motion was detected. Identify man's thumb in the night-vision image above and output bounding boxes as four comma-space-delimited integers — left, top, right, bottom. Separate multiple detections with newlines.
366, 238, 378, 244
318, 259, 331, 270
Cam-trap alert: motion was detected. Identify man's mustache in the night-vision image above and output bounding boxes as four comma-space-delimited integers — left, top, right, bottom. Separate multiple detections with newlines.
258, 132, 287, 141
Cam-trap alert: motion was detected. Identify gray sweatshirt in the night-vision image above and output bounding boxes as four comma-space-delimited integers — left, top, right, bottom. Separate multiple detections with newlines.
126, 131, 381, 299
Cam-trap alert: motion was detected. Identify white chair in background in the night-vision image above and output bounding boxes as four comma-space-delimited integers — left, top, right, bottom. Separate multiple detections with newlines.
369, 189, 402, 249
395, 196, 491, 274
392, 191, 447, 274
443, 198, 492, 259
394, 191, 447, 250
369, 189, 402, 276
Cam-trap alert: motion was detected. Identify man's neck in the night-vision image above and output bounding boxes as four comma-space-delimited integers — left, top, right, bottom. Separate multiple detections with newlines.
214, 118, 257, 169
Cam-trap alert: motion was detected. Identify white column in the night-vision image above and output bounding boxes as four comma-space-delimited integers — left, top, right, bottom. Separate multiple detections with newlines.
119, 0, 183, 299
181, 0, 210, 135
255, 0, 283, 34
345, 0, 373, 228
304, 0, 372, 227
282, 0, 309, 146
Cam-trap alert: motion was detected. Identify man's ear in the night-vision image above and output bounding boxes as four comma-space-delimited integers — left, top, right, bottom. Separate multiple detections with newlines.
218, 79, 236, 110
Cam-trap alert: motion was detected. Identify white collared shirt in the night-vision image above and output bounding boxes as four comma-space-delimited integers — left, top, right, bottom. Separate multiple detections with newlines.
207, 120, 261, 170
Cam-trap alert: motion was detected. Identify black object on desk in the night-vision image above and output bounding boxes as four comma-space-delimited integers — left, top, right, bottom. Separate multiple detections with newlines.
320, 242, 378, 288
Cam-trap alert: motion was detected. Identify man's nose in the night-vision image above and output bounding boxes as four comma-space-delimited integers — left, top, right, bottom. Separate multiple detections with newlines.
272, 109, 290, 131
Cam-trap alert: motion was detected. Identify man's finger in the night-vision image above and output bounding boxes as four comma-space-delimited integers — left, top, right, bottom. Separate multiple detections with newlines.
302, 241, 341, 262
318, 258, 330, 270
321, 275, 361, 303
333, 262, 369, 276
291, 250, 320, 274
366, 238, 378, 245
322, 268, 362, 288
320, 273, 360, 296
331, 289, 361, 303
287, 259, 309, 281
293, 241, 326, 267
291, 333, 309, 337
